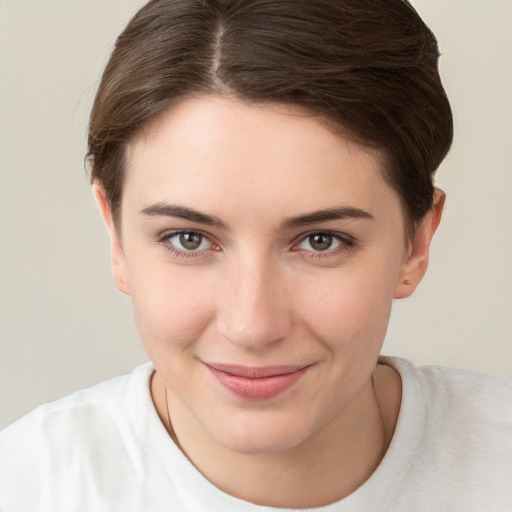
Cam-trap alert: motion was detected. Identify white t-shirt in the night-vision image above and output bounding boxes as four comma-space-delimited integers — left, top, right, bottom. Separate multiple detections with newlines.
1, 357, 511, 511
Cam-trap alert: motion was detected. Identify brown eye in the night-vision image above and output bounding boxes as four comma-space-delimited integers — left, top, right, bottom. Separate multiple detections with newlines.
297, 232, 345, 253
179, 232, 203, 250
166, 231, 212, 252
308, 233, 335, 251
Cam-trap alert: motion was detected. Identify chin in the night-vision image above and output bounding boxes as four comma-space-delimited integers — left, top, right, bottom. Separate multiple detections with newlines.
214, 415, 313, 455
223, 435, 306, 455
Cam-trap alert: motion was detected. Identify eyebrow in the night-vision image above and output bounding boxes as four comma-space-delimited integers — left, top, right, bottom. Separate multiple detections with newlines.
140, 203, 373, 229
281, 206, 373, 228
140, 203, 228, 228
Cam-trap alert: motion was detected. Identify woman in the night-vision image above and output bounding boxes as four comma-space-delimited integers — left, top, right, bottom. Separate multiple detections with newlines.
1, 0, 511, 510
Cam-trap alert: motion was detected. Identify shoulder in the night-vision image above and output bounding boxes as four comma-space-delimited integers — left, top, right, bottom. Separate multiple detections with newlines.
380, 357, 512, 507
0, 364, 154, 506
381, 356, 512, 458
409, 359, 511, 429
384, 356, 512, 423
1, 363, 153, 440
412, 362, 512, 462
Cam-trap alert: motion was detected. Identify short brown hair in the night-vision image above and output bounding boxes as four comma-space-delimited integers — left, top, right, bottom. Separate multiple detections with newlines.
88, 0, 453, 239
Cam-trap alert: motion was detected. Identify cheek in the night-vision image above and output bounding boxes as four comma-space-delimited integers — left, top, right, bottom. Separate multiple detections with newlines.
127, 262, 216, 358
298, 261, 398, 352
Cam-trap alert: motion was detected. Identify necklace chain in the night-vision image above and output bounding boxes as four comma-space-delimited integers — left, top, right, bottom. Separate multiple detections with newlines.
371, 369, 388, 457
164, 384, 172, 432
164, 385, 183, 450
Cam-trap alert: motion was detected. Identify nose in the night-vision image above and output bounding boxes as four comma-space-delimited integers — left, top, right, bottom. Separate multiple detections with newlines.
216, 254, 293, 352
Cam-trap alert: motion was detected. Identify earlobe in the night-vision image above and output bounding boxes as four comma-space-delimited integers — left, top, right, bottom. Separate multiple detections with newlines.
92, 184, 130, 295
394, 189, 445, 299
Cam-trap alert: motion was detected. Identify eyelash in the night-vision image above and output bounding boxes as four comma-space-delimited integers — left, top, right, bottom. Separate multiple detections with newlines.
157, 230, 355, 260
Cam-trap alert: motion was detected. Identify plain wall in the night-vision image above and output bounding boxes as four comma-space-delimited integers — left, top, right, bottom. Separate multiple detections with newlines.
1, 0, 511, 429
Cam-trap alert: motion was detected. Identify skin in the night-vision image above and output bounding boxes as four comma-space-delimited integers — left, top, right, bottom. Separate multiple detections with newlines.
95, 96, 444, 507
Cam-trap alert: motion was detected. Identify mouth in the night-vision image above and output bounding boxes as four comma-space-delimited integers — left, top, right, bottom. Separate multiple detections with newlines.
205, 363, 312, 400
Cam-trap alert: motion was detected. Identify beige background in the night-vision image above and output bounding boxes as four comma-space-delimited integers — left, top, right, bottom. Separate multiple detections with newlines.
1, 0, 511, 429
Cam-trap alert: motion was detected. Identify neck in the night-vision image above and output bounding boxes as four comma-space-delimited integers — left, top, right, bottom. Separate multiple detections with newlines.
152, 366, 400, 508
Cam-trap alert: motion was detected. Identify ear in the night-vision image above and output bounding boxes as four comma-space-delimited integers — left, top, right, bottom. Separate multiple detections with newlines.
394, 189, 445, 299
93, 184, 130, 295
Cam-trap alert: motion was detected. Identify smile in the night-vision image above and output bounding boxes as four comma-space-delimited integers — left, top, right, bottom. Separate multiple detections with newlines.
205, 363, 312, 400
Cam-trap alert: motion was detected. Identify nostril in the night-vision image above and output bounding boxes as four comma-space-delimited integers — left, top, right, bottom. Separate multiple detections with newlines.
217, 304, 291, 351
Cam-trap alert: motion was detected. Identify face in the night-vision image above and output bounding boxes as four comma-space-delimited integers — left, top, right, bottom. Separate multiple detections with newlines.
97, 96, 438, 455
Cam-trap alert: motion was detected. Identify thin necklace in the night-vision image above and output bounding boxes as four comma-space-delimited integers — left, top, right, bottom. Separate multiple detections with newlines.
164, 385, 183, 450
371, 369, 388, 458
164, 385, 172, 432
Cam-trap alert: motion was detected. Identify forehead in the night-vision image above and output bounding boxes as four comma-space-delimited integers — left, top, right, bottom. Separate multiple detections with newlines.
123, 96, 401, 225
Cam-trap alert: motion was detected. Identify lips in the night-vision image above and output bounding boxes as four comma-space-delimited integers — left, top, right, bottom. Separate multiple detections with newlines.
205, 363, 311, 400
